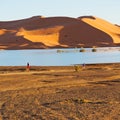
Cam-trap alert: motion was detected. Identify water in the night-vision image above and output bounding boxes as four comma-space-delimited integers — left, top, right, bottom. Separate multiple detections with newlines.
0, 47, 120, 66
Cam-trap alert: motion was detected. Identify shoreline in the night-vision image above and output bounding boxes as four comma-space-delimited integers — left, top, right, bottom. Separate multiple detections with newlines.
0, 63, 120, 76
0, 62, 120, 68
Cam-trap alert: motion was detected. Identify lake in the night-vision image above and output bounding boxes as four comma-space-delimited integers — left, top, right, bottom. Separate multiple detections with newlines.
0, 47, 120, 66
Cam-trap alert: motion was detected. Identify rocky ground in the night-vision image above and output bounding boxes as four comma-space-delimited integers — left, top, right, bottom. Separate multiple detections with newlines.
0, 64, 120, 120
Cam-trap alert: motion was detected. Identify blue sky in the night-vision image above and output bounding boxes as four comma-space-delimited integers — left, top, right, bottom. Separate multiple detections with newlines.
0, 0, 120, 24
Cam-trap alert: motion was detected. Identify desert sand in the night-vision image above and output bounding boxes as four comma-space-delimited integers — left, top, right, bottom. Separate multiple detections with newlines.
0, 64, 120, 120
0, 16, 120, 50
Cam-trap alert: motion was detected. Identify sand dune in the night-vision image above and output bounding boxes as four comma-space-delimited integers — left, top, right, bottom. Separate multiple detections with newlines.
0, 16, 120, 49
80, 16, 120, 43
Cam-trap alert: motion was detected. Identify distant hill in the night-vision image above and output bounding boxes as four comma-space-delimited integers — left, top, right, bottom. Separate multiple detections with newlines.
0, 15, 120, 49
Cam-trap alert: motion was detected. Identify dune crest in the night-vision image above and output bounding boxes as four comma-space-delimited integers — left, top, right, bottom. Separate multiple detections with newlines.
80, 16, 120, 43
16, 26, 64, 46
0, 15, 120, 49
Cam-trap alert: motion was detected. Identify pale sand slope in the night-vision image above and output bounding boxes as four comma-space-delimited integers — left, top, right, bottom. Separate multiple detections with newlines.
80, 16, 120, 43
0, 16, 120, 49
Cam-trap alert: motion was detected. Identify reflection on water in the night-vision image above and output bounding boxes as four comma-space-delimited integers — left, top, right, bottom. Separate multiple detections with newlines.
0, 47, 120, 66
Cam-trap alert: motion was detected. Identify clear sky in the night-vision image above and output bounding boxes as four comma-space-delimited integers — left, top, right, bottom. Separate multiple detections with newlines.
0, 0, 120, 24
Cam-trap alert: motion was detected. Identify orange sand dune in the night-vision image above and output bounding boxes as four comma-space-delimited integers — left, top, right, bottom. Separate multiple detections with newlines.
80, 16, 120, 43
0, 16, 120, 49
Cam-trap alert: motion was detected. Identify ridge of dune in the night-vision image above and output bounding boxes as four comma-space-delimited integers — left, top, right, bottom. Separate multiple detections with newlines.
16, 27, 64, 46
80, 16, 120, 43
0, 15, 120, 49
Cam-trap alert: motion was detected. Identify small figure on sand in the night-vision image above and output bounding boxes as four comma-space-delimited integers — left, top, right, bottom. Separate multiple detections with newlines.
26, 62, 30, 71
82, 63, 86, 69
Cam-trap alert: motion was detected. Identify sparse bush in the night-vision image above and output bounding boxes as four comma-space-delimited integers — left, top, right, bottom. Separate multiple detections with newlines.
73, 98, 85, 104
92, 48, 97, 52
74, 65, 81, 72
80, 47, 85, 52
92, 46, 97, 52
57, 49, 63, 53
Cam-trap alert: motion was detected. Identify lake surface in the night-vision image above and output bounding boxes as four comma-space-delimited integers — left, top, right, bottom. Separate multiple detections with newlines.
0, 47, 120, 66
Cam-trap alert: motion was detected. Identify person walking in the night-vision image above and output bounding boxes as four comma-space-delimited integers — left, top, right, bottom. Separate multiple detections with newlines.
26, 62, 30, 71
82, 63, 86, 69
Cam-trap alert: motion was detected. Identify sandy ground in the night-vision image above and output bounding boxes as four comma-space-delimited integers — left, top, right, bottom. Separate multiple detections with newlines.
0, 64, 120, 120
